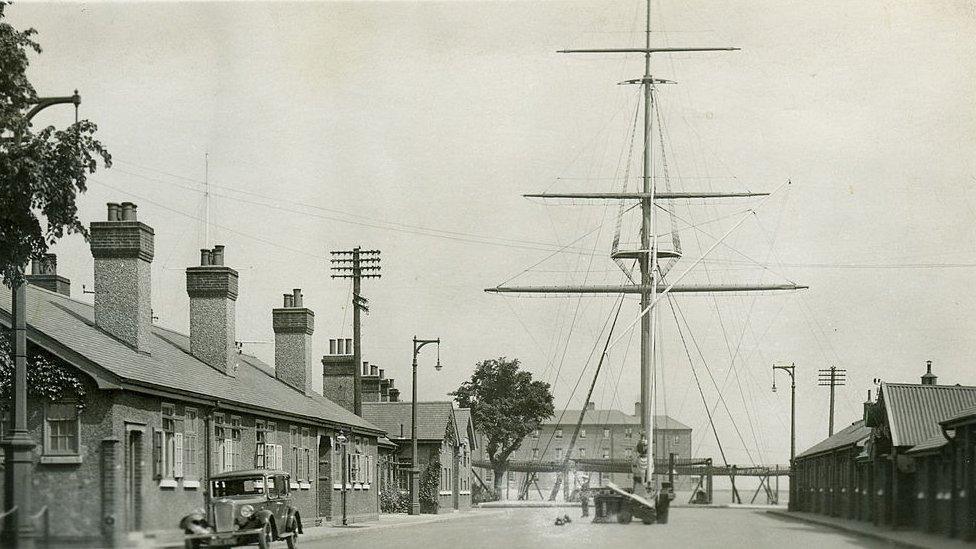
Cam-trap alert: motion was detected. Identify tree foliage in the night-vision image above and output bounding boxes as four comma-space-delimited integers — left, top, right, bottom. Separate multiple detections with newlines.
0, 1, 111, 287
0, 327, 86, 408
451, 357, 554, 493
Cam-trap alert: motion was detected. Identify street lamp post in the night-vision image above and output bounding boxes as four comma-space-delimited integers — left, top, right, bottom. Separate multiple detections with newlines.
336, 431, 348, 526
3, 91, 81, 548
409, 336, 441, 516
772, 362, 796, 510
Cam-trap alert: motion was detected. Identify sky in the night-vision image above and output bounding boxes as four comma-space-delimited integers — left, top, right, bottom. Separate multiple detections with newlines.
8, 0, 976, 466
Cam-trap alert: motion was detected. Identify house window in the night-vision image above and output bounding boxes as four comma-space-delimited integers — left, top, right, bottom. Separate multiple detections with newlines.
291, 427, 301, 478
213, 413, 236, 473
602, 449, 610, 459
603, 428, 610, 438
625, 448, 633, 459
0, 410, 8, 465
44, 402, 79, 456
154, 403, 184, 479
555, 428, 563, 439
579, 448, 585, 458
625, 428, 633, 438
555, 448, 563, 460
580, 429, 586, 439
301, 428, 312, 482
184, 408, 199, 479
532, 448, 539, 459
230, 416, 242, 471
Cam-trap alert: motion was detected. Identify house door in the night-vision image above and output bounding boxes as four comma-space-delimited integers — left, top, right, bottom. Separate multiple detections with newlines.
318, 436, 333, 520
125, 426, 144, 532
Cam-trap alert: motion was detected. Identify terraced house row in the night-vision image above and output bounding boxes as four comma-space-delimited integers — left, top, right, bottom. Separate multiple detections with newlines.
0, 202, 470, 546
792, 362, 976, 542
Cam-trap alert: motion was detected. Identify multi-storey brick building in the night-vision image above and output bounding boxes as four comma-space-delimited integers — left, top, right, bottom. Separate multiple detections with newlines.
476, 402, 692, 494
0, 202, 386, 545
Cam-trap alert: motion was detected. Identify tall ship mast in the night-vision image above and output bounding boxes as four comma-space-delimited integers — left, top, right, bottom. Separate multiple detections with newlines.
486, 0, 807, 496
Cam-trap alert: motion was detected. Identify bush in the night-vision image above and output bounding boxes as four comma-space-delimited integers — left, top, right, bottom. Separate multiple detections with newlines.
419, 457, 440, 513
380, 487, 409, 513
472, 482, 497, 504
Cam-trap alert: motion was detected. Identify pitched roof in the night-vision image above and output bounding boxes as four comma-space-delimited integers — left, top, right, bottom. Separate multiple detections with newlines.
906, 434, 949, 455
454, 408, 475, 449
881, 382, 976, 447
0, 284, 380, 434
940, 404, 976, 426
796, 420, 871, 460
544, 409, 691, 430
361, 401, 457, 443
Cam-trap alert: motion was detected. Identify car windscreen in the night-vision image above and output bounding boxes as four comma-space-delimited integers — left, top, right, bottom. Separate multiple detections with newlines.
211, 477, 266, 497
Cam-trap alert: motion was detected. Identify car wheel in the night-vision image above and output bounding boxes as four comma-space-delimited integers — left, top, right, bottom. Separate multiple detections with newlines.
257, 522, 273, 549
286, 531, 299, 549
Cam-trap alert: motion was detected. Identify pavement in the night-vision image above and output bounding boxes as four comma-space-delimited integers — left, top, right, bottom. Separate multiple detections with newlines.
297, 509, 506, 542
766, 509, 973, 549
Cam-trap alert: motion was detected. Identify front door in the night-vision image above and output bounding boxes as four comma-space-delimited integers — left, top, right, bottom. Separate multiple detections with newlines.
318, 437, 332, 520
125, 426, 144, 532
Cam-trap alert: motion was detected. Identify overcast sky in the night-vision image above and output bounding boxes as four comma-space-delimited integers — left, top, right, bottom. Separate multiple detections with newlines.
10, 0, 976, 466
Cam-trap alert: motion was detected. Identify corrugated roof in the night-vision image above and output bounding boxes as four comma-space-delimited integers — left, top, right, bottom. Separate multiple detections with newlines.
906, 434, 948, 455
796, 420, 871, 460
0, 284, 380, 433
940, 404, 976, 426
361, 401, 456, 442
882, 382, 976, 447
544, 409, 691, 430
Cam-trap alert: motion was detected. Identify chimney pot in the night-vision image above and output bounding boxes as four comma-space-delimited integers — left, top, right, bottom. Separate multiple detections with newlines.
330, 339, 337, 355
107, 203, 120, 221
200, 249, 211, 266
586, 401, 595, 411
346, 338, 353, 354
371, 365, 378, 376
120, 202, 136, 221
379, 368, 385, 379
26, 254, 69, 296
31, 259, 41, 275
292, 288, 302, 308
283, 294, 294, 308
212, 245, 225, 266
921, 360, 938, 385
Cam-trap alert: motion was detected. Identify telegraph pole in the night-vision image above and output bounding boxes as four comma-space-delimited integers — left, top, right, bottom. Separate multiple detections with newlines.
818, 366, 846, 436
330, 247, 381, 416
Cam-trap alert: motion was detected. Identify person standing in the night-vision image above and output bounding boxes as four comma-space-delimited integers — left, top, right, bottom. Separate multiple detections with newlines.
579, 475, 591, 517
632, 435, 649, 495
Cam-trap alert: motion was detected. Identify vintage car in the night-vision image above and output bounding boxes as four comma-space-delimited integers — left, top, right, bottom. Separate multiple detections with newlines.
179, 469, 303, 549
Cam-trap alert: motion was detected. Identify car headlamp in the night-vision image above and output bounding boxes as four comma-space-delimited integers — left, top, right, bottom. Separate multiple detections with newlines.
239, 504, 254, 519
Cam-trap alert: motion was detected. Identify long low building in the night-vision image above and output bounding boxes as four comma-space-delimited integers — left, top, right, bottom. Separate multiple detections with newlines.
793, 362, 976, 542
0, 203, 385, 545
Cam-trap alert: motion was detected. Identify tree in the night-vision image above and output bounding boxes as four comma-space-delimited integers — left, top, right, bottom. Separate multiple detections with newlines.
1, 1, 111, 287
451, 357, 554, 495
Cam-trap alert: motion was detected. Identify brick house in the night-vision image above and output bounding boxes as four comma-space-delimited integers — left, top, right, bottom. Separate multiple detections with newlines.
360, 401, 475, 513
0, 202, 385, 545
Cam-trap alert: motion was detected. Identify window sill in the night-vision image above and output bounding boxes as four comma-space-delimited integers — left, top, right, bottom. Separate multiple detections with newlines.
299, 482, 311, 490
290, 482, 300, 490
184, 480, 201, 489
438, 490, 453, 496
459, 490, 471, 495
39, 455, 82, 465
159, 479, 178, 489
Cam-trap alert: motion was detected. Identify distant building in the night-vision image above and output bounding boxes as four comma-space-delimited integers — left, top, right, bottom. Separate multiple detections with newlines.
793, 361, 976, 542
475, 402, 692, 495
0, 202, 385, 545
361, 401, 475, 513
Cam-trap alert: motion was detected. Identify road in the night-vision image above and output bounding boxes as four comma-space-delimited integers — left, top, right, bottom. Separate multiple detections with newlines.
299, 508, 894, 549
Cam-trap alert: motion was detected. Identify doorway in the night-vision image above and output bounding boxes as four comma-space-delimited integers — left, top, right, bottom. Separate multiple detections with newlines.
124, 426, 144, 532
318, 436, 333, 520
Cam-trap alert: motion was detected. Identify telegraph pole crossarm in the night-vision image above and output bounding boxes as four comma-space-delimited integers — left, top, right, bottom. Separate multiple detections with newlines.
330, 247, 381, 416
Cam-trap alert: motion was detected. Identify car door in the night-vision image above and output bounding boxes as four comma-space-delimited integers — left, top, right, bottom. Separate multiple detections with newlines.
272, 475, 290, 527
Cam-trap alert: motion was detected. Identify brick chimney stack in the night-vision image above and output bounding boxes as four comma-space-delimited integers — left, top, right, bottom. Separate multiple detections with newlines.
27, 253, 70, 296
921, 360, 937, 386
273, 289, 315, 394
323, 338, 356, 413
89, 202, 154, 351
186, 245, 239, 375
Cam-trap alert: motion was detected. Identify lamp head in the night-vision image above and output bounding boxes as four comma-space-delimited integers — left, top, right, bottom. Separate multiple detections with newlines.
435, 360, 442, 372
336, 433, 347, 445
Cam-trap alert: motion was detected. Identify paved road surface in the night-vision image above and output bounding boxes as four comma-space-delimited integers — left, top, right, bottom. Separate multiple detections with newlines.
300, 508, 895, 549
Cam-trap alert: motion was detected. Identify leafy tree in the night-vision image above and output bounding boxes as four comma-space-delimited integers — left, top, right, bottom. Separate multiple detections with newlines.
0, 1, 111, 287
451, 357, 554, 495
0, 327, 86, 408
